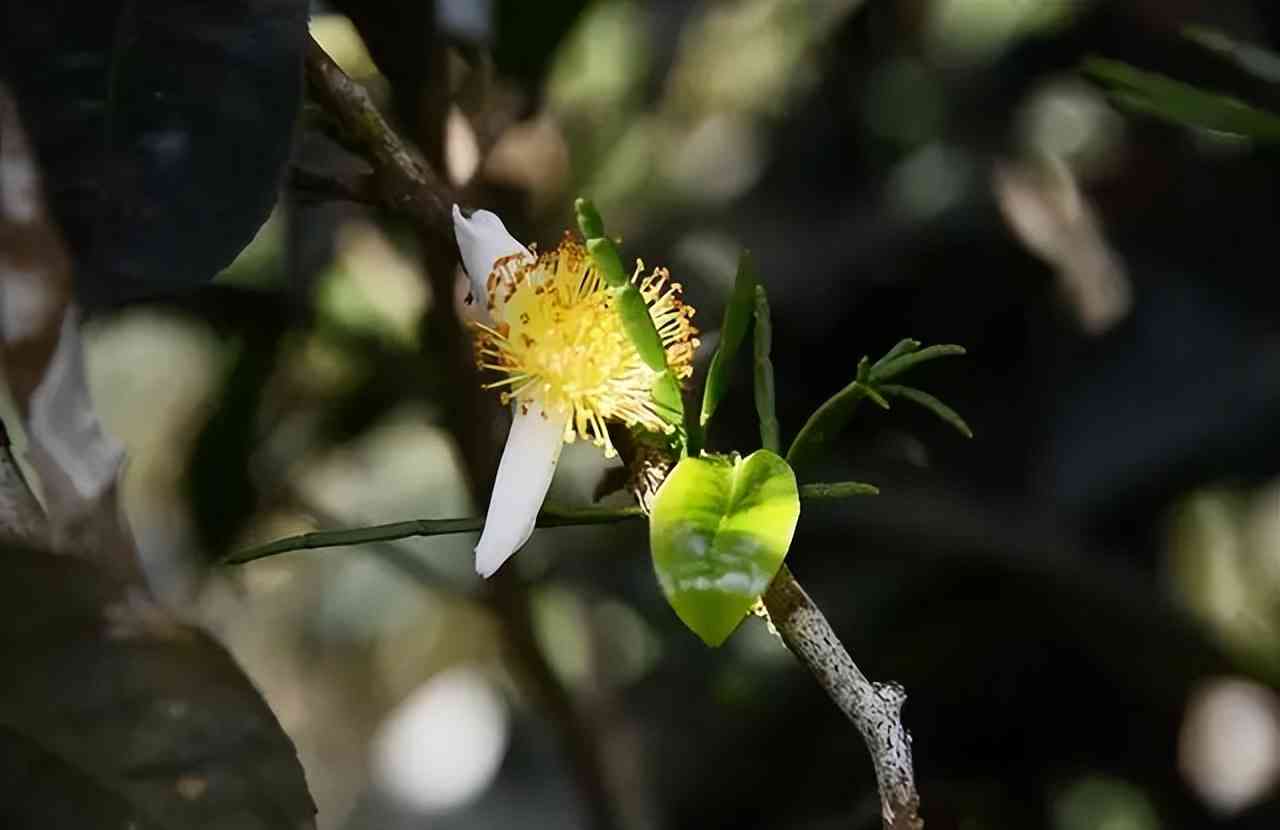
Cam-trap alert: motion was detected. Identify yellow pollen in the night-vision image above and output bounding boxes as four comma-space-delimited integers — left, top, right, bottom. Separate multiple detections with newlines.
473, 234, 699, 457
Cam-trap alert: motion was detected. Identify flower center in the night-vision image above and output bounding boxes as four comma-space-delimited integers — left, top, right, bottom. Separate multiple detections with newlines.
474, 236, 698, 457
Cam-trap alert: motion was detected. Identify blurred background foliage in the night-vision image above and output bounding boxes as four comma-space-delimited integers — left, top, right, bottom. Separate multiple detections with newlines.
34, 0, 1280, 827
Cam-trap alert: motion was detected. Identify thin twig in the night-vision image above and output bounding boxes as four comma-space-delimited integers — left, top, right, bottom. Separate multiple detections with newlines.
225, 505, 644, 565
226, 484, 875, 565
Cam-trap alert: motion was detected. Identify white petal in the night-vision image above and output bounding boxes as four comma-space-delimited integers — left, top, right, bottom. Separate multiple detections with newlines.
452, 205, 531, 314
474, 405, 569, 578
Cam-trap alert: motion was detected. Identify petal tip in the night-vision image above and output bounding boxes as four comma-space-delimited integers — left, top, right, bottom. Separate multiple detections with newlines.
474, 543, 509, 580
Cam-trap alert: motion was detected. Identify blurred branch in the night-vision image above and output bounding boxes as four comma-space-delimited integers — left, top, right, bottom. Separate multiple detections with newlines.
286, 162, 379, 207
226, 484, 875, 565
302, 38, 455, 241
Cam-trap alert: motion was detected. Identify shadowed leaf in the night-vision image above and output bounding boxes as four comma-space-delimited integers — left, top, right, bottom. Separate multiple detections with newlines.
0, 544, 315, 830
0, 0, 309, 307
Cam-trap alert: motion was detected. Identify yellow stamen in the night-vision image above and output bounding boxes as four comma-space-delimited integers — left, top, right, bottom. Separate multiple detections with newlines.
472, 234, 699, 457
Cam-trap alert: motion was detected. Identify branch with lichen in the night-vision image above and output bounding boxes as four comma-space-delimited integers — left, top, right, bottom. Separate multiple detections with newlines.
621, 441, 924, 830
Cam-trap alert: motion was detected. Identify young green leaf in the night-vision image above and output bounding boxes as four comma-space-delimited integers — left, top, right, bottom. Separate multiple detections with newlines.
879, 384, 973, 438
870, 338, 920, 374
870, 344, 966, 383
787, 341, 967, 469
1082, 57, 1280, 142
700, 251, 759, 431
650, 450, 800, 646
752, 284, 780, 453
785, 378, 873, 469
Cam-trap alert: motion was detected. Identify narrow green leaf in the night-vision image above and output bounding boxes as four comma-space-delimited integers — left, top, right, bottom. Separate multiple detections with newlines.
785, 378, 870, 469
879, 384, 973, 438
650, 450, 800, 646
799, 481, 879, 499
859, 382, 891, 410
1082, 56, 1280, 142
752, 284, 779, 453
870, 338, 920, 374
871, 344, 966, 383
788, 340, 967, 467
700, 251, 759, 431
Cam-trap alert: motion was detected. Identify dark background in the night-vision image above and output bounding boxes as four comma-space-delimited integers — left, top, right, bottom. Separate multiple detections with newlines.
5, 1, 1280, 828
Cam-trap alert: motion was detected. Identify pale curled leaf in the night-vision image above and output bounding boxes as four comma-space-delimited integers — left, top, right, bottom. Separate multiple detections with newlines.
0, 85, 137, 580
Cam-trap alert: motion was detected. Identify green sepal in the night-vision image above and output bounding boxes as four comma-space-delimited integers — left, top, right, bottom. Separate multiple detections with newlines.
587, 237, 628, 288
574, 197, 606, 239
614, 285, 668, 372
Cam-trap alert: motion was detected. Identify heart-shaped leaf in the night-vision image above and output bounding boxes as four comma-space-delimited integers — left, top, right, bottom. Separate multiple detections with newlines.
650, 450, 800, 646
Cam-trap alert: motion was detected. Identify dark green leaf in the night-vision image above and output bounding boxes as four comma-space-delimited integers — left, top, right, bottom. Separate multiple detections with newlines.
650, 450, 800, 646
0, 1, 309, 307
700, 251, 759, 429
0, 544, 315, 829
879, 384, 974, 438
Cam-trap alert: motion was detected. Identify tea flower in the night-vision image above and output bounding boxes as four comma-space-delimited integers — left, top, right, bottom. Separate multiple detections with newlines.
453, 206, 698, 577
